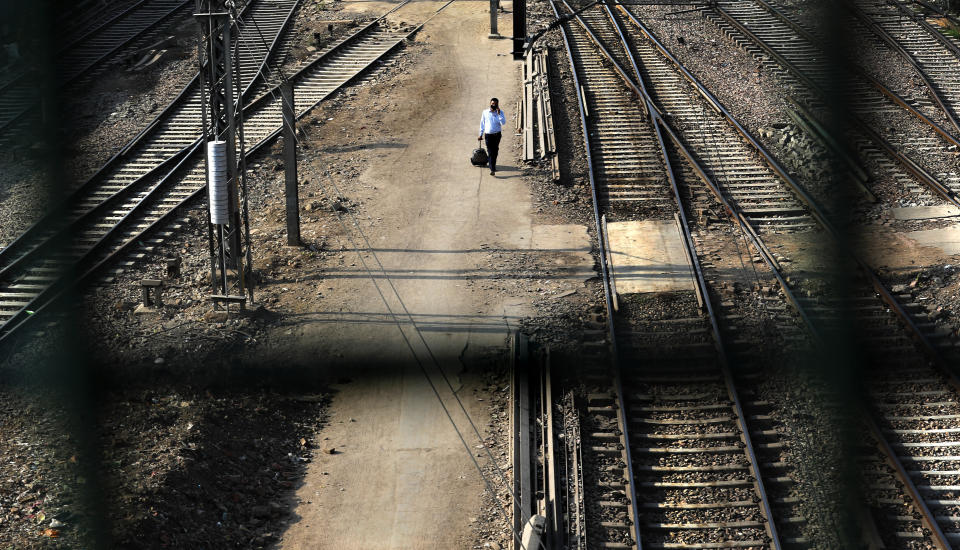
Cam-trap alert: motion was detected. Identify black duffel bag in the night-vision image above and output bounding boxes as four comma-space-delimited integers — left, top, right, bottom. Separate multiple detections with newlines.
471, 147, 488, 166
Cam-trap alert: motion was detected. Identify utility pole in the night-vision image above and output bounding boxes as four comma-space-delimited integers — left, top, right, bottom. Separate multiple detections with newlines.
196, 0, 252, 310
489, 0, 500, 38
281, 81, 300, 246
513, 0, 526, 59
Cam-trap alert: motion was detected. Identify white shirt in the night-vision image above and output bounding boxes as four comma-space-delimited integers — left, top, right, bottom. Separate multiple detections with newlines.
479, 108, 506, 136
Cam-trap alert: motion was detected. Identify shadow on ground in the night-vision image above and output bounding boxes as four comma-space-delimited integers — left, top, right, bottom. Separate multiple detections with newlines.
98, 383, 334, 549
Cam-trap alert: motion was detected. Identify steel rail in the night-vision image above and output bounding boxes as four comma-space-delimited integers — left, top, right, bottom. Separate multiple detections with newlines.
847, 0, 960, 136
708, 1, 960, 208
0, 0, 295, 279
861, 269, 960, 550
784, 96, 872, 188
59, 1, 191, 88
546, 0, 618, 364
0, 4, 420, 347
58, 0, 416, 280
0, 70, 29, 95
227, 3, 425, 152
0, 0, 402, 275
0, 0, 193, 138
546, 1, 644, 548
56, 0, 150, 54
55, 0, 147, 54
887, 0, 960, 59
866, 415, 952, 549
625, 4, 960, 543
908, 0, 960, 28
120, 0, 286, 155
0, 19, 252, 271
621, 14, 955, 549
611, 5, 941, 366
583, 3, 723, 356
615, 7, 825, 233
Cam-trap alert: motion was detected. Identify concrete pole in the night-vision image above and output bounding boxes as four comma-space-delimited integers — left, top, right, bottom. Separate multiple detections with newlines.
489, 0, 500, 38
281, 81, 300, 246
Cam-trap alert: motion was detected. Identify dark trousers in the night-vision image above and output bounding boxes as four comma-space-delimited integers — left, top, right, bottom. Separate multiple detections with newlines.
484, 131, 502, 171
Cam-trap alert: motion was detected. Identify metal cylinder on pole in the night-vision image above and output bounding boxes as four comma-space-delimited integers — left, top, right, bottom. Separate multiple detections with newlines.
281, 81, 301, 246
489, 0, 500, 38
207, 140, 230, 224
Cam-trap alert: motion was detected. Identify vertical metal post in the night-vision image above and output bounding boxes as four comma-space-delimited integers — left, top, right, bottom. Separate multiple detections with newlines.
489, 0, 500, 38
544, 349, 560, 546
198, 0, 235, 295
235, 33, 255, 303
518, 340, 531, 537
512, 0, 526, 59
197, 0, 249, 307
222, 21, 243, 271
511, 331, 532, 550
196, 1, 218, 290
281, 81, 300, 246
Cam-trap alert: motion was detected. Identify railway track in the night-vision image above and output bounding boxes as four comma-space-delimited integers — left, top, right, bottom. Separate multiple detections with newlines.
848, 0, 960, 135
0, 0, 142, 91
552, 2, 790, 547
0, 0, 192, 143
551, 0, 960, 545
56, 0, 147, 48
0, 3, 427, 345
706, 0, 960, 206
682, 0, 960, 356
863, 356, 960, 548
610, 9, 814, 233
0, 0, 300, 292
618, 5, 960, 548
558, 9, 670, 210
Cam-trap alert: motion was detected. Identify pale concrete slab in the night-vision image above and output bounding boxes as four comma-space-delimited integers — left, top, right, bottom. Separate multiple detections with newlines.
893, 204, 960, 220
607, 220, 695, 294
500, 223, 592, 252
907, 225, 960, 255
531, 224, 591, 251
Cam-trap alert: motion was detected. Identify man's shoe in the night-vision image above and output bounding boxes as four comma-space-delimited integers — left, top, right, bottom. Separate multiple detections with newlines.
490, 170, 495, 175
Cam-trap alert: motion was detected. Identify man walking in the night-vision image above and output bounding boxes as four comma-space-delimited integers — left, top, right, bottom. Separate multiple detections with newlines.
478, 97, 506, 175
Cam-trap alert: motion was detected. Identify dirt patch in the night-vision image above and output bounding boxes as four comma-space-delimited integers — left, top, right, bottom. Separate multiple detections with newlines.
853, 222, 959, 270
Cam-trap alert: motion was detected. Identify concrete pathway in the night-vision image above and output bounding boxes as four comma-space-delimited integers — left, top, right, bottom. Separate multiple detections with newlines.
273, 1, 593, 548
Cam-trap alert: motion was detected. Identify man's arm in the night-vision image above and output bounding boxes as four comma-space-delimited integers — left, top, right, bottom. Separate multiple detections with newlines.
497, 110, 506, 125
479, 111, 486, 140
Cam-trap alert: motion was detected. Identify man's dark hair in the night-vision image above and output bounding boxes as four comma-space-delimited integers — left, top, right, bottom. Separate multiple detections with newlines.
490, 97, 499, 103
